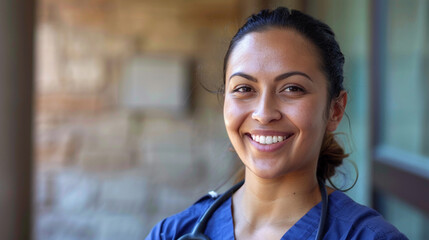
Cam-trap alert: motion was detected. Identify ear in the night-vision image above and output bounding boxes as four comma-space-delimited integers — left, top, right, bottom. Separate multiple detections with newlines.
326, 91, 347, 132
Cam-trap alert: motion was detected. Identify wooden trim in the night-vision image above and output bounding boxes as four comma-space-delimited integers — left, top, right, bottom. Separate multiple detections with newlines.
0, 0, 35, 239
369, 0, 386, 149
369, 0, 386, 209
373, 158, 429, 214
369, 0, 429, 215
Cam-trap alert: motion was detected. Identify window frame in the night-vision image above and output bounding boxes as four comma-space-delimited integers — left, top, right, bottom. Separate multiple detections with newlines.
369, 0, 429, 215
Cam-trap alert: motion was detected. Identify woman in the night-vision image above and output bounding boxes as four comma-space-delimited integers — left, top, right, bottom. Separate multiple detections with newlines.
146, 7, 408, 240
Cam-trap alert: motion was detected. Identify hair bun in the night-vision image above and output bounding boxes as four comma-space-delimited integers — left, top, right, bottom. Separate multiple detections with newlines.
317, 132, 349, 182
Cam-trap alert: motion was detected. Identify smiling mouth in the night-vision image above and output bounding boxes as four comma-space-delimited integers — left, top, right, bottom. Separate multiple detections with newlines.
246, 133, 294, 145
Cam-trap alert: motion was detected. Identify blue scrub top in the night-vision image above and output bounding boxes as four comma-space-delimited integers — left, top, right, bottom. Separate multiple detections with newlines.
146, 190, 408, 240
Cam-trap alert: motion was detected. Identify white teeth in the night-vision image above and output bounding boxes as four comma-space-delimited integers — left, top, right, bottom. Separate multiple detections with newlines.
251, 134, 288, 145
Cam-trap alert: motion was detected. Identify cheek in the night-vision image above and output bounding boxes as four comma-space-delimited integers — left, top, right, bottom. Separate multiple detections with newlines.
285, 99, 328, 133
223, 98, 248, 136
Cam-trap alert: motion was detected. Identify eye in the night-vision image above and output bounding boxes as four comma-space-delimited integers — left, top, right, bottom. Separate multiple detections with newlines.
283, 85, 304, 93
233, 86, 253, 93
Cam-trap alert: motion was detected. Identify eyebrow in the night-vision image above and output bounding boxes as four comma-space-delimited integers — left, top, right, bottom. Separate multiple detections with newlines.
228, 72, 257, 82
229, 71, 313, 82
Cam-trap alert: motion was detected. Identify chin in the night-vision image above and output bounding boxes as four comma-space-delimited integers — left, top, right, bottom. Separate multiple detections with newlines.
248, 169, 288, 180
246, 160, 288, 180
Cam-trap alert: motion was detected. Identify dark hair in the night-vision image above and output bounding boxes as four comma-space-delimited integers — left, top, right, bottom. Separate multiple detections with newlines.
224, 7, 349, 183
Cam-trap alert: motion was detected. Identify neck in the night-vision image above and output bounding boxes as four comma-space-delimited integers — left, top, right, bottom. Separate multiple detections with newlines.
232, 169, 322, 230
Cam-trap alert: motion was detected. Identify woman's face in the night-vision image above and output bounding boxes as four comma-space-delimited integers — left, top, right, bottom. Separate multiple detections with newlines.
224, 28, 341, 180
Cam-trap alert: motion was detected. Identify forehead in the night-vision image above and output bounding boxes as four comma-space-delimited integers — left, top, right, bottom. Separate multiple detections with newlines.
226, 28, 322, 77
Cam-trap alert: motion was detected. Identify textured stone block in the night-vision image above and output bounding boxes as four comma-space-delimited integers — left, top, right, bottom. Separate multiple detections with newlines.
97, 215, 146, 240
139, 117, 193, 155
97, 173, 147, 214
34, 126, 82, 165
37, 94, 106, 114
53, 170, 98, 211
63, 58, 105, 92
121, 54, 190, 113
35, 212, 97, 240
76, 151, 136, 172
36, 24, 61, 93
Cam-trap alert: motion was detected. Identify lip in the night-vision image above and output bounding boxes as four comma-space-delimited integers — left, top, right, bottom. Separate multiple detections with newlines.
246, 132, 294, 152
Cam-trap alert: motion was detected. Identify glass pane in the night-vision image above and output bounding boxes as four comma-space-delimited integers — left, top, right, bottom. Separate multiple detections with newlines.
378, 192, 429, 240
382, 0, 429, 156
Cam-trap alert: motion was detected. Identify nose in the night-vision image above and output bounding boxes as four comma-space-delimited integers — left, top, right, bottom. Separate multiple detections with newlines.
251, 93, 282, 124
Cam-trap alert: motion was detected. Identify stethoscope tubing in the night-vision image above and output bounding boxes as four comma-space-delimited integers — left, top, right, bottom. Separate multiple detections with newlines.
178, 179, 328, 240
316, 178, 328, 240
193, 181, 244, 235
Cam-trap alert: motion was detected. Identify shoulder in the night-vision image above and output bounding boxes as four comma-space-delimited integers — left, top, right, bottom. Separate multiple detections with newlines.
325, 191, 408, 240
145, 194, 216, 240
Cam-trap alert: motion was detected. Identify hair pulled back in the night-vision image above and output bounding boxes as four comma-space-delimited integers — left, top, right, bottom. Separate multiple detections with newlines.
224, 7, 349, 183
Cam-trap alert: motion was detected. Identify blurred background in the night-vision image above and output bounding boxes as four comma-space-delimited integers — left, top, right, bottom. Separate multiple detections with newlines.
0, 0, 428, 239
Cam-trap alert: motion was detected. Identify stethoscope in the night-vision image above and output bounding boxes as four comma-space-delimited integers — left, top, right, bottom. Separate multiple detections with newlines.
178, 178, 328, 240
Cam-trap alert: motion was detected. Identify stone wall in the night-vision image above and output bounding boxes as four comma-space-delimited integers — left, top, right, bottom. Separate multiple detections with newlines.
34, 0, 248, 239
